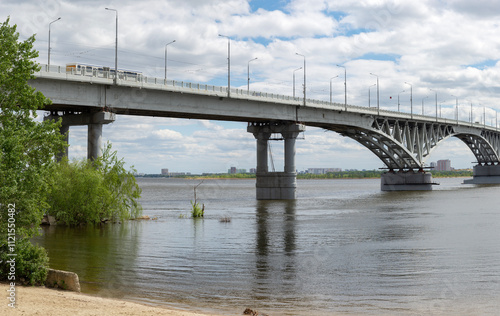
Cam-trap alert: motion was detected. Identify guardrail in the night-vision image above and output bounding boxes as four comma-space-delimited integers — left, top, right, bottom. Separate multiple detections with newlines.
37, 64, 499, 132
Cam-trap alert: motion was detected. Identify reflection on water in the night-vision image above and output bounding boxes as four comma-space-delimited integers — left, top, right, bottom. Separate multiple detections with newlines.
34, 178, 500, 315
38, 223, 142, 298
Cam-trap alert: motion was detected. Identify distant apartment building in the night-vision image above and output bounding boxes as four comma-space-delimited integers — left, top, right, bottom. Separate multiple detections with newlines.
436, 159, 451, 171
169, 172, 191, 176
249, 168, 257, 174
228, 167, 247, 174
161, 168, 190, 176
307, 168, 342, 175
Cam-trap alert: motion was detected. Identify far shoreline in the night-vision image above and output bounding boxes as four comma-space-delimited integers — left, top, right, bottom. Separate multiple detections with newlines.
137, 170, 473, 181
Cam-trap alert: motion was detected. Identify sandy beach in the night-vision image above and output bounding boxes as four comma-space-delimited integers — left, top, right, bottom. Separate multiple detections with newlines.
0, 283, 227, 316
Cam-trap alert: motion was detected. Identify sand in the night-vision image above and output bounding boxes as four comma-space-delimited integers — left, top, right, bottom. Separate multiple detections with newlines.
0, 283, 226, 316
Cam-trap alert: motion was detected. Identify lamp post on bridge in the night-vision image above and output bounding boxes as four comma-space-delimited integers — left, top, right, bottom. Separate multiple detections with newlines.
48, 17, 61, 68
477, 104, 487, 128
247, 57, 258, 93
397, 90, 405, 112
337, 64, 347, 111
330, 75, 339, 105
370, 73, 379, 115
368, 84, 376, 108
405, 82, 413, 119
466, 100, 473, 126
105, 8, 118, 85
430, 88, 438, 121
219, 34, 231, 97
164, 40, 176, 83
421, 96, 428, 115
296, 53, 306, 106
451, 95, 459, 124
293, 67, 302, 99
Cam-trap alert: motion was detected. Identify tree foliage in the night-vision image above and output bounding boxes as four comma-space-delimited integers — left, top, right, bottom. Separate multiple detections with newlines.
0, 17, 66, 285
0, 17, 66, 238
47, 143, 142, 225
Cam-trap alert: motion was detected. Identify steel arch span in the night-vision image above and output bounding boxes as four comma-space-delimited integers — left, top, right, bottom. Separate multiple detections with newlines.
324, 117, 500, 170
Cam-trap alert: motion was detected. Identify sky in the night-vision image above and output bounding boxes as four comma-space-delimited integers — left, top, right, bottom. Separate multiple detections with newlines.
3, 0, 500, 174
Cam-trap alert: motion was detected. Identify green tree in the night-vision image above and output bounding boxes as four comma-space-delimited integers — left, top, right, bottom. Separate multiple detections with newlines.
0, 17, 66, 284
47, 143, 142, 225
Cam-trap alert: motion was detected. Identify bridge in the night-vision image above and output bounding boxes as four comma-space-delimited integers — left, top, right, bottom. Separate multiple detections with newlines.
30, 64, 500, 199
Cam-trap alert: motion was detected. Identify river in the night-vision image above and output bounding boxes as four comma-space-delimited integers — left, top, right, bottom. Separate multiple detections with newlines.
34, 177, 500, 315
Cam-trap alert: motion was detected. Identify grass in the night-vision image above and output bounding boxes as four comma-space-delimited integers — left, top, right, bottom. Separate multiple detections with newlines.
191, 201, 204, 218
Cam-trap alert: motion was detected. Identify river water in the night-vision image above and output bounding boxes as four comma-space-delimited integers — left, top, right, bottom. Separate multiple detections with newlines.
35, 177, 500, 315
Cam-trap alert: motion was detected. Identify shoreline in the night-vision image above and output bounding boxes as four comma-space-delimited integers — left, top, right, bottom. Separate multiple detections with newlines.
140, 175, 472, 180
0, 283, 225, 316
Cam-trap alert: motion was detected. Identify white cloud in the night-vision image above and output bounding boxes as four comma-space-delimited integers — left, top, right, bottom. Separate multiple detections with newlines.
152, 129, 184, 140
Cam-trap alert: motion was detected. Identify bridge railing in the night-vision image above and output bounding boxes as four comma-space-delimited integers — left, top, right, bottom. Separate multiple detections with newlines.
36, 64, 500, 132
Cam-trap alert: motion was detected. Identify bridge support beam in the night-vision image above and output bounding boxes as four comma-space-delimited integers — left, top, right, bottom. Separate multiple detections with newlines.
381, 170, 435, 191
248, 122, 305, 200
463, 164, 500, 184
44, 111, 116, 161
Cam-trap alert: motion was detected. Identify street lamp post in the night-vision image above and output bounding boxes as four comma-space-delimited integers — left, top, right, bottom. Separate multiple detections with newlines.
296, 53, 306, 106
421, 96, 428, 115
293, 67, 302, 99
405, 82, 413, 119
483, 105, 486, 128
451, 95, 459, 124
368, 84, 376, 108
430, 88, 438, 121
370, 73, 379, 115
164, 40, 176, 83
470, 101, 473, 126
219, 34, 231, 97
247, 57, 258, 93
337, 65, 347, 111
398, 90, 405, 112
105, 8, 118, 85
48, 17, 61, 68
330, 75, 339, 105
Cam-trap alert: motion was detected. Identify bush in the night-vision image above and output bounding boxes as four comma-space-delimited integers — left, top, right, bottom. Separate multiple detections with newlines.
47, 159, 108, 225
0, 238, 49, 286
191, 201, 204, 218
47, 143, 142, 225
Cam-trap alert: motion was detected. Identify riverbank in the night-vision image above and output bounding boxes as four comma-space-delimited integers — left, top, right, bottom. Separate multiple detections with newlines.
0, 283, 223, 316
139, 170, 473, 180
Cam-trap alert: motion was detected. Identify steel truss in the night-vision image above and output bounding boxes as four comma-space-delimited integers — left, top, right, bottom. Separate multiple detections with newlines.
334, 118, 500, 170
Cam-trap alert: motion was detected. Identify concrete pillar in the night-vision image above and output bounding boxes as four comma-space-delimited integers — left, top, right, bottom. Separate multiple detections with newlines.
44, 111, 115, 161
283, 132, 299, 174
247, 122, 305, 200
381, 170, 435, 191
58, 125, 69, 161
463, 164, 500, 184
87, 124, 103, 161
256, 133, 270, 173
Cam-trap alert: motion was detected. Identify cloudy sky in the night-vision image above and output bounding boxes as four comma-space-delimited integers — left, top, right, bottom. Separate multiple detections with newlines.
3, 0, 500, 174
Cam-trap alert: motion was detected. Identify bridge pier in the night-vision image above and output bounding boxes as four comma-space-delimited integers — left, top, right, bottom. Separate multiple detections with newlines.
381, 170, 435, 191
44, 111, 116, 161
463, 164, 500, 184
248, 122, 305, 200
